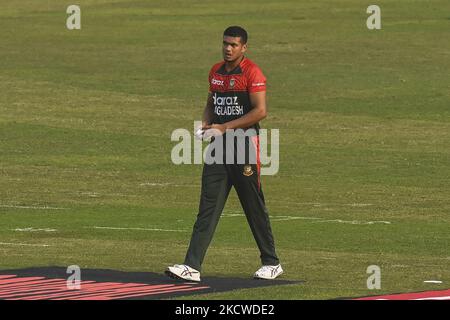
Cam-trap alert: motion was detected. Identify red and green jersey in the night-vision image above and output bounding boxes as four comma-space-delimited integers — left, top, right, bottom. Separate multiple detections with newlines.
208, 57, 266, 132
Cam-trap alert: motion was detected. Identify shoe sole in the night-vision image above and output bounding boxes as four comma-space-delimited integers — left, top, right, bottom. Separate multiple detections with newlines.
165, 269, 201, 282
253, 271, 284, 280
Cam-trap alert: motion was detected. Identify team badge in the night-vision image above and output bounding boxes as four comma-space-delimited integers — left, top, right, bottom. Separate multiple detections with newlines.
243, 165, 254, 176
229, 78, 235, 88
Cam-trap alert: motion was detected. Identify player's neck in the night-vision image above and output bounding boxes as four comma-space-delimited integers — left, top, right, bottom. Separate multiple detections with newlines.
224, 56, 244, 73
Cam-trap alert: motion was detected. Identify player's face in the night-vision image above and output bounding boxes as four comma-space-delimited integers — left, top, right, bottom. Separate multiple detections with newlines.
222, 36, 247, 62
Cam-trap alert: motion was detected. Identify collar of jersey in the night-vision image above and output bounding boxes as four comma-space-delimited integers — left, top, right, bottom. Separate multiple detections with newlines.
218, 56, 245, 75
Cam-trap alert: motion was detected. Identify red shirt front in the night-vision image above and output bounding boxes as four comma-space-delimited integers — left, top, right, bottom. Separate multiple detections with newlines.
208, 57, 266, 132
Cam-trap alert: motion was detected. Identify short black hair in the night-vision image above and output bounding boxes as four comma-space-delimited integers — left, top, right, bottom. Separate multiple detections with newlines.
223, 26, 248, 44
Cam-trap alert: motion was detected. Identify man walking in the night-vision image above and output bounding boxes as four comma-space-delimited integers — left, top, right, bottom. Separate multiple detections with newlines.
166, 26, 282, 282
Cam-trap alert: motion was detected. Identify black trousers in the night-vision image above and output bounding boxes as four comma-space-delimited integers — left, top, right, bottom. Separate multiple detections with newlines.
184, 134, 280, 271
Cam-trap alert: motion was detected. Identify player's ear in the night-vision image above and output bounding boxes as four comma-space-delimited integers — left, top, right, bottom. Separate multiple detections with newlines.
242, 43, 248, 53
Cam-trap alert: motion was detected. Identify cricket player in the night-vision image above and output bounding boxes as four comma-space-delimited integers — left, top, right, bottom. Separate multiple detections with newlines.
166, 26, 282, 281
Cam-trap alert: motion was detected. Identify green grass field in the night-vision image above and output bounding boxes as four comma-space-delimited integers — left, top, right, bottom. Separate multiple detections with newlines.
0, 0, 449, 299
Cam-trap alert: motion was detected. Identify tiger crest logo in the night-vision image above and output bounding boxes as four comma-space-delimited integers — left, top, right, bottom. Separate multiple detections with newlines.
243, 165, 254, 176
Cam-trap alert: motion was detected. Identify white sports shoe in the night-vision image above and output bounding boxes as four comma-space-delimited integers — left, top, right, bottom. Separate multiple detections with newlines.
254, 264, 284, 280
165, 264, 201, 282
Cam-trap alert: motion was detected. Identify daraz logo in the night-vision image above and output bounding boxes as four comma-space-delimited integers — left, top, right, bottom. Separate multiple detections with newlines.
211, 78, 224, 86
212, 93, 239, 106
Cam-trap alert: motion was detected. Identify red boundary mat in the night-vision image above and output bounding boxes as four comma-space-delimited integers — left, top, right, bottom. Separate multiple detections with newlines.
0, 267, 301, 300
353, 289, 450, 300
0, 274, 209, 300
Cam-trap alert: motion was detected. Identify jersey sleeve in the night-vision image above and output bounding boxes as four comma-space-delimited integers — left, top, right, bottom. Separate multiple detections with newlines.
208, 67, 214, 92
247, 66, 267, 93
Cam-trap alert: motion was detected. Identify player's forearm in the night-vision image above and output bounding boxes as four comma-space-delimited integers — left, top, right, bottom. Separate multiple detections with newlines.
223, 107, 266, 130
202, 94, 214, 126
202, 107, 213, 126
